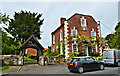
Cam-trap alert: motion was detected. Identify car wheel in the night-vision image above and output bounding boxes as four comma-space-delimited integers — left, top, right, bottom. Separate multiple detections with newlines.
78, 67, 84, 73
99, 64, 104, 70
118, 62, 120, 67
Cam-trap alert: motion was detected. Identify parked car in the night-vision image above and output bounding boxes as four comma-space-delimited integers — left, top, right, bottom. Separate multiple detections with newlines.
102, 49, 120, 66
68, 56, 105, 73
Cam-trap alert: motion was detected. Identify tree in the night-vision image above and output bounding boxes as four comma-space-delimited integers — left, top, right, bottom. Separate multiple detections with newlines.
0, 28, 2, 54
0, 11, 10, 54
2, 30, 18, 55
4, 10, 44, 43
105, 34, 114, 48
111, 22, 120, 49
96, 36, 106, 50
105, 22, 120, 49
0, 10, 9, 24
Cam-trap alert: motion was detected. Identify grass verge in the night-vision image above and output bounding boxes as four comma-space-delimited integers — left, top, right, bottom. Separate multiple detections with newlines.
24, 56, 37, 62
0, 66, 9, 71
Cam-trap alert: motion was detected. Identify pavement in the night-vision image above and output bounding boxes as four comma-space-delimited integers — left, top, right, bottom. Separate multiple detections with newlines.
2, 66, 21, 74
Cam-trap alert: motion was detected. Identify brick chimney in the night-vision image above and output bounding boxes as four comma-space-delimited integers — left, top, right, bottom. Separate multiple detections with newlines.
60, 18, 66, 25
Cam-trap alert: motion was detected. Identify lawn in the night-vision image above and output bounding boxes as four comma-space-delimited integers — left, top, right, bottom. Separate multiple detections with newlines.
0, 66, 9, 71
24, 56, 37, 62
16, 55, 37, 62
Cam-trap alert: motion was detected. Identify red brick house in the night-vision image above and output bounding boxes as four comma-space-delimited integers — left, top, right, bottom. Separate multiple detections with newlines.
25, 48, 37, 55
51, 13, 101, 59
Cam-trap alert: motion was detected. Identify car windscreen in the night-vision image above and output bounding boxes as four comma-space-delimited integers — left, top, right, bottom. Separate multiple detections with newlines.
85, 57, 95, 61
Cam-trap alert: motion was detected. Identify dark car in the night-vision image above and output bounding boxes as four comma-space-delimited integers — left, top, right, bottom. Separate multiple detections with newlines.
68, 56, 105, 73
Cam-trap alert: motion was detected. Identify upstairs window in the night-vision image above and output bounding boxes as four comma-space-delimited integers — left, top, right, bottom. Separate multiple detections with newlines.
81, 17, 86, 27
60, 31, 63, 41
53, 36, 55, 44
72, 27, 77, 38
91, 29, 96, 38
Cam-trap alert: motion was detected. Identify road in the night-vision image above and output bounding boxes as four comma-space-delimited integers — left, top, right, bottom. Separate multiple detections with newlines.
2, 64, 120, 75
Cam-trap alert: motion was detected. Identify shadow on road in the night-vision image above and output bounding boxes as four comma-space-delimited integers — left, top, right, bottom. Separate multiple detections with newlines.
105, 65, 119, 68
24, 62, 38, 65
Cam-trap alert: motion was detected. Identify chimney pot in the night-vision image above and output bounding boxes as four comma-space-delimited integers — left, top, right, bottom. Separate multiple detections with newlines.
60, 18, 66, 25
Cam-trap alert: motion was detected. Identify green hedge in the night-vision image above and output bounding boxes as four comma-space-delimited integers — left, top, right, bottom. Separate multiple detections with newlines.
90, 52, 100, 57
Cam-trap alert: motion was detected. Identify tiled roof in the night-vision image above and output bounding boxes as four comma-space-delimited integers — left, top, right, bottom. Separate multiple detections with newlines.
19, 35, 44, 50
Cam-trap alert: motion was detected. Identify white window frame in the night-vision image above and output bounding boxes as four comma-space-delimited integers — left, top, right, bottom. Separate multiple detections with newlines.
60, 31, 63, 41
81, 17, 87, 27
72, 27, 77, 38
72, 44, 78, 52
61, 44, 63, 54
53, 36, 55, 44
91, 29, 96, 38
92, 45, 97, 52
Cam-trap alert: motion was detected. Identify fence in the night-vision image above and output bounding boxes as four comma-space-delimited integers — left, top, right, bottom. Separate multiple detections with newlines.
47, 56, 57, 65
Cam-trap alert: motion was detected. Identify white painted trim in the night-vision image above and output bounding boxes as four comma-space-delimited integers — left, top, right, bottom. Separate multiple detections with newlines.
71, 27, 77, 38
86, 46, 89, 56
25, 49, 27, 54
91, 28, 96, 38
61, 44, 63, 54
53, 36, 55, 44
96, 44, 97, 52
64, 21, 69, 58
76, 29, 77, 36
60, 31, 63, 41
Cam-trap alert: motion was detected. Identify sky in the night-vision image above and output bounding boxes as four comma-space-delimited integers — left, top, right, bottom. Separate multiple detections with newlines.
0, 0, 119, 48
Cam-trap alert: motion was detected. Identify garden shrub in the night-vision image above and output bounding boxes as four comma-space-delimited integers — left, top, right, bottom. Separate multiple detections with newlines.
9, 61, 14, 66
91, 52, 100, 57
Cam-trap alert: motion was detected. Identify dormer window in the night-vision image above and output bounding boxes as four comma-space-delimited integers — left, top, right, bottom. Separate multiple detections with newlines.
81, 17, 86, 27
72, 27, 77, 38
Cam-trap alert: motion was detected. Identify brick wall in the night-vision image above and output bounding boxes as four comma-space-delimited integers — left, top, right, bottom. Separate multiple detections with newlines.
27, 48, 37, 55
